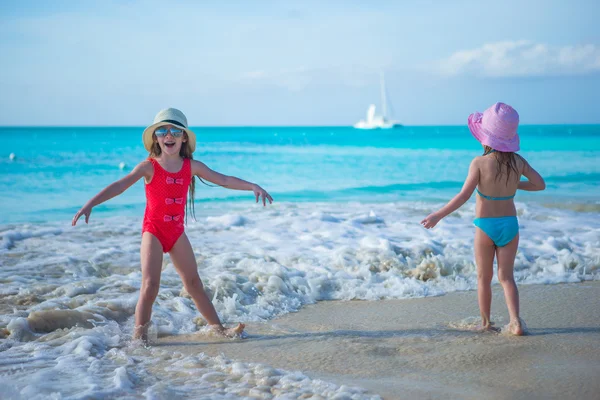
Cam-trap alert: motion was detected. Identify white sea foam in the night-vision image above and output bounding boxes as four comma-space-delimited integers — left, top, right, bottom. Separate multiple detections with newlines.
0, 227, 62, 250
0, 321, 380, 399
0, 201, 598, 397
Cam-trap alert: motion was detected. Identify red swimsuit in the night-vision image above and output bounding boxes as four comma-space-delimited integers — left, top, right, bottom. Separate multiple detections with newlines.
142, 158, 191, 252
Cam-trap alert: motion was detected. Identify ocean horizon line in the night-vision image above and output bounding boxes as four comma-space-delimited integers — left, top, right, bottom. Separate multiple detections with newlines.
1, 123, 600, 129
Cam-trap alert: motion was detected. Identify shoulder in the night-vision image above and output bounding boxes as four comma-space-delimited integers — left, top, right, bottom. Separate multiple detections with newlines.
514, 153, 526, 163
514, 153, 528, 170
137, 159, 154, 172
130, 159, 154, 178
190, 159, 208, 173
470, 156, 485, 167
460, 157, 481, 181
466, 157, 483, 178
190, 160, 206, 169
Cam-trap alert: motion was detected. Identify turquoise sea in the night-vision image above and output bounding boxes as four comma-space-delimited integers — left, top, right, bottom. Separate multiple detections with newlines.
1, 125, 599, 224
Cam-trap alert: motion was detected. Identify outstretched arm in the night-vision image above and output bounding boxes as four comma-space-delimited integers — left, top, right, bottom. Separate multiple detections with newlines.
421, 159, 479, 229
192, 160, 273, 206
72, 161, 152, 225
518, 159, 545, 191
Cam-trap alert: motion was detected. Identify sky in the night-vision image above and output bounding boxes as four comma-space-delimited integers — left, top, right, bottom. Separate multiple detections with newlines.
0, 0, 599, 126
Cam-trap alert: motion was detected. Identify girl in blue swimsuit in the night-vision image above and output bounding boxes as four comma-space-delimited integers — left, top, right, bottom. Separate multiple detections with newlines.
421, 102, 545, 335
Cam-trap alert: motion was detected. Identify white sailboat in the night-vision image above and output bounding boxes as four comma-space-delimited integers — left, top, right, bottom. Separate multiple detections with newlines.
354, 72, 402, 129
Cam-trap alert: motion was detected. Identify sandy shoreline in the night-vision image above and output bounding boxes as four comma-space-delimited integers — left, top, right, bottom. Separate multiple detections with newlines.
158, 282, 600, 399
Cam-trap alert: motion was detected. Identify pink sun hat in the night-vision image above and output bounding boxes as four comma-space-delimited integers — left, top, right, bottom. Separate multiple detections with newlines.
468, 102, 520, 152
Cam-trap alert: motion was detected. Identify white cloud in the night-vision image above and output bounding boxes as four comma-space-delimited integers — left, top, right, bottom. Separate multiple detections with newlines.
437, 41, 600, 77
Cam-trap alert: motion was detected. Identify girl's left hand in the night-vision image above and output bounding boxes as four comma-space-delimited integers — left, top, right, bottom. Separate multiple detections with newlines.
421, 212, 441, 229
253, 185, 273, 206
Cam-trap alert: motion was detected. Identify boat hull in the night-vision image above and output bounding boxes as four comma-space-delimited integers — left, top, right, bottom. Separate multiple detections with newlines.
353, 122, 403, 130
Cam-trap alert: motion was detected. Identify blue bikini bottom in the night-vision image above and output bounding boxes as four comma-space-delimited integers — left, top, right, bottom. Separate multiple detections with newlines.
473, 216, 519, 247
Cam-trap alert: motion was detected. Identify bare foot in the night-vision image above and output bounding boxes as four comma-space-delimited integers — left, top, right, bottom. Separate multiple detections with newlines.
508, 319, 524, 336
476, 321, 500, 333
209, 323, 246, 338
133, 323, 152, 344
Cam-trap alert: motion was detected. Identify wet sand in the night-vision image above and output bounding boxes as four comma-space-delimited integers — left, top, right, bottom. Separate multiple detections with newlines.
158, 282, 600, 399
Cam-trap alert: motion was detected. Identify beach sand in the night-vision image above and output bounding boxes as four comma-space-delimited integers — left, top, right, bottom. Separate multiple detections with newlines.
158, 282, 600, 399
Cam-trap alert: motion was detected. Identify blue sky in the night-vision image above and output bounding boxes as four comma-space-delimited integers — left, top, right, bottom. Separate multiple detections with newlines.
1, 0, 599, 126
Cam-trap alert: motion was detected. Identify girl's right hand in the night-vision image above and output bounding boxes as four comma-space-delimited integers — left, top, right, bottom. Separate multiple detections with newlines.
72, 205, 92, 226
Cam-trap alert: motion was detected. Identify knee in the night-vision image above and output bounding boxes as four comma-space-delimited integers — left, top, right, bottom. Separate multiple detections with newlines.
183, 275, 204, 291
477, 270, 493, 284
140, 279, 160, 302
498, 269, 515, 285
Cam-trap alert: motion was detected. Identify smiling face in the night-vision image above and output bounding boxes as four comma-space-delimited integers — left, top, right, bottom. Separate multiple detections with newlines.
153, 124, 188, 156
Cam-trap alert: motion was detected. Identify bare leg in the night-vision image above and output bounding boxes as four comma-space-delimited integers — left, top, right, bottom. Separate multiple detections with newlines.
169, 233, 245, 337
474, 228, 496, 331
496, 233, 523, 336
134, 232, 164, 342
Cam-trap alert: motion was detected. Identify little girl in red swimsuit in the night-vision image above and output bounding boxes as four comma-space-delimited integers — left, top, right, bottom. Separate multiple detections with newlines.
73, 108, 273, 342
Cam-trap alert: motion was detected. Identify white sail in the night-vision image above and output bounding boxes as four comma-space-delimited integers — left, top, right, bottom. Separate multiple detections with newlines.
380, 72, 387, 120
354, 72, 402, 129
367, 104, 376, 123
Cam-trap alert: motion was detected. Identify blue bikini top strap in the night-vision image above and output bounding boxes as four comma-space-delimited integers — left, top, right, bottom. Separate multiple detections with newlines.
476, 188, 515, 201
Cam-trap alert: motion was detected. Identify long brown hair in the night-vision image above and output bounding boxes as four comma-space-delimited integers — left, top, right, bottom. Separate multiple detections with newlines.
483, 145, 520, 185
149, 133, 196, 222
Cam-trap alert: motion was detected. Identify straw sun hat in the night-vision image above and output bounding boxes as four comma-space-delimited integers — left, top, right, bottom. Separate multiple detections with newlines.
142, 108, 197, 152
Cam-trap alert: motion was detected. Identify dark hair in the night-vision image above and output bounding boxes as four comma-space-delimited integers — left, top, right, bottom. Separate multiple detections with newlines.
483, 146, 520, 185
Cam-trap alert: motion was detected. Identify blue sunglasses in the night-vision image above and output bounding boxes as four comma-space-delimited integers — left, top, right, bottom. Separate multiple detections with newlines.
155, 127, 184, 138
